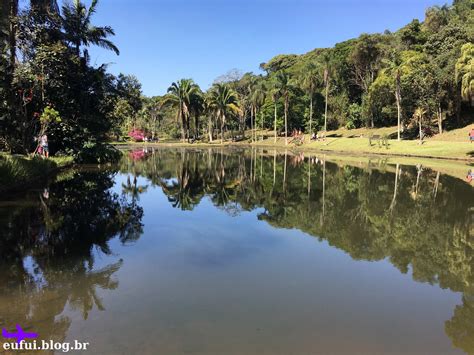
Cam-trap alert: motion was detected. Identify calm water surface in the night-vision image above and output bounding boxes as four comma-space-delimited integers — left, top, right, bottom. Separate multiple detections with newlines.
1, 148, 473, 354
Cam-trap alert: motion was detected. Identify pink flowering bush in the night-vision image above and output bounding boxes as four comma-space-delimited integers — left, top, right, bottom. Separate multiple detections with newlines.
128, 129, 146, 142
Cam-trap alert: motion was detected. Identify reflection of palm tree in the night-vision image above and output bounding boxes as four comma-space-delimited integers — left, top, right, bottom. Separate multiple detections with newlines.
69, 260, 123, 320
160, 157, 205, 210
389, 164, 401, 214
122, 175, 148, 205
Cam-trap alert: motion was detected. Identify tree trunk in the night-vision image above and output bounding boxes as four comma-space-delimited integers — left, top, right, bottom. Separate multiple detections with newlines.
437, 103, 443, 134
419, 117, 422, 144
254, 106, 257, 142
284, 97, 288, 146
180, 110, 186, 142
8, 0, 18, 67
274, 101, 277, 143
396, 74, 401, 141
309, 94, 313, 134
186, 116, 190, 143
195, 114, 199, 140
250, 106, 254, 143
221, 113, 225, 143
208, 116, 213, 142
324, 82, 329, 133
255, 107, 259, 142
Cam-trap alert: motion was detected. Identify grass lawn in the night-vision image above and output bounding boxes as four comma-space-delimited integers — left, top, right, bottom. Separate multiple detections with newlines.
296, 136, 473, 160
113, 124, 474, 161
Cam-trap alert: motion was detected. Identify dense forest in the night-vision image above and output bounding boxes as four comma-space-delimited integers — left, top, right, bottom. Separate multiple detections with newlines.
0, 0, 473, 158
122, 0, 474, 143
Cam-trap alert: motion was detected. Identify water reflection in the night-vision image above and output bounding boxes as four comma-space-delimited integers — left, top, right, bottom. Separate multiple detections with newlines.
121, 147, 474, 353
0, 147, 473, 353
0, 169, 144, 347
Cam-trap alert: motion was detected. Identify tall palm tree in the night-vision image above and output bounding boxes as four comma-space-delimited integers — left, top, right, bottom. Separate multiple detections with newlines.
189, 89, 204, 140
322, 56, 332, 134
236, 92, 249, 139
250, 81, 266, 141
207, 83, 239, 143
275, 71, 293, 145
384, 50, 403, 141
269, 77, 281, 143
61, 0, 119, 57
247, 77, 263, 143
456, 43, 474, 106
165, 79, 199, 142
299, 63, 321, 134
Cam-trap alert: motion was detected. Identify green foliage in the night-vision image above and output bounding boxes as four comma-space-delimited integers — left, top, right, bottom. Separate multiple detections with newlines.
346, 103, 363, 129
0, 0, 121, 162
40, 105, 61, 125
456, 43, 474, 105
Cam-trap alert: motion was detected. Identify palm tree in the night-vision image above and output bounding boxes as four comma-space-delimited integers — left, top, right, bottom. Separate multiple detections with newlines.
384, 50, 403, 141
189, 89, 204, 140
247, 77, 264, 142
270, 78, 281, 143
236, 92, 249, 139
250, 81, 266, 141
275, 71, 293, 145
165, 79, 199, 142
413, 107, 426, 144
299, 63, 321, 134
322, 56, 331, 134
61, 0, 119, 57
207, 83, 240, 143
456, 43, 474, 106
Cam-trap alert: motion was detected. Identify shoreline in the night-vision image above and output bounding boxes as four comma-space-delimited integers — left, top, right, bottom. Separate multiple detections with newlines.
114, 138, 474, 163
0, 155, 74, 195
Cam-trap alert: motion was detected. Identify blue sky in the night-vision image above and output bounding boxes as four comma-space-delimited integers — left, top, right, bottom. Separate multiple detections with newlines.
83, 0, 448, 96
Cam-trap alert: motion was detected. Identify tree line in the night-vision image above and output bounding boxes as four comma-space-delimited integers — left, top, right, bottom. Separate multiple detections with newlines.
0, 0, 472, 157
119, 0, 472, 144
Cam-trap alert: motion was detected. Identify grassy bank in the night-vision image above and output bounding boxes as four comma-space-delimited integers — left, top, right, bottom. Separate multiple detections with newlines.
0, 154, 73, 194
114, 127, 474, 162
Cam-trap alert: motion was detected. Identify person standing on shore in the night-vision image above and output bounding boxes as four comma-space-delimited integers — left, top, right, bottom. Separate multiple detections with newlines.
40, 134, 49, 158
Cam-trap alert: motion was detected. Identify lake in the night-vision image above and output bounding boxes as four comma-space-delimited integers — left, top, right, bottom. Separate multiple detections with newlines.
1, 147, 473, 354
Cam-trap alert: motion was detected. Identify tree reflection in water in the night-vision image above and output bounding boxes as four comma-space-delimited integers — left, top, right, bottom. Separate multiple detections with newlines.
0, 169, 144, 346
120, 147, 474, 354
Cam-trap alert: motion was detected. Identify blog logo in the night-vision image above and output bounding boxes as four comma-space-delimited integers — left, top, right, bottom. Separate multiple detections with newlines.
2, 324, 38, 344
